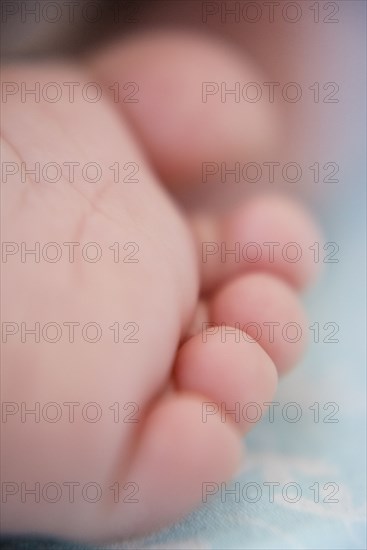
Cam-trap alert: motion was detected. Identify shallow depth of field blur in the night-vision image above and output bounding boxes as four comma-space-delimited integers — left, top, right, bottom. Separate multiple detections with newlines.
1, 1, 366, 548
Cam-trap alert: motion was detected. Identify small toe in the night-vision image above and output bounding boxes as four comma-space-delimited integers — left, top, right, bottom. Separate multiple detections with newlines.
210, 272, 308, 374
174, 330, 278, 433
193, 194, 323, 293
115, 393, 242, 537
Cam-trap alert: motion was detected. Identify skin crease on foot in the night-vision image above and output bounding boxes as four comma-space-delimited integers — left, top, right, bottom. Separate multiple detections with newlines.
1, 30, 321, 543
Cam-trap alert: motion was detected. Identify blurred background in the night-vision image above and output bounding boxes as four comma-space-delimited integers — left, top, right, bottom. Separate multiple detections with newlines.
1, 1, 366, 548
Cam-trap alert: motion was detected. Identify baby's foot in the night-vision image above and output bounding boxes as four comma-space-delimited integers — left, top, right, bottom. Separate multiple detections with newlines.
1, 32, 320, 543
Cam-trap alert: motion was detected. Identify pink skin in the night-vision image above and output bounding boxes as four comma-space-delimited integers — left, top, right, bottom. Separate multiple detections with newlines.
192, 195, 323, 294
210, 273, 308, 374
1, 31, 320, 542
91, 30, 280, 188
